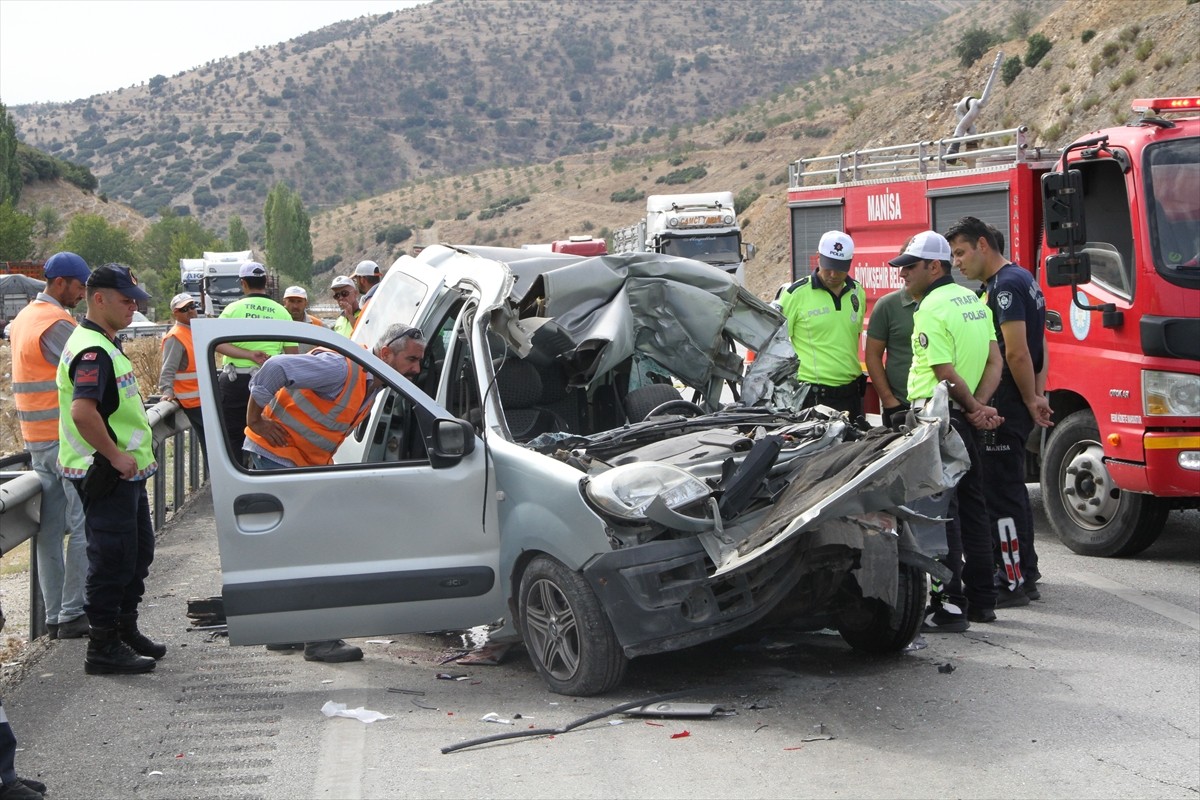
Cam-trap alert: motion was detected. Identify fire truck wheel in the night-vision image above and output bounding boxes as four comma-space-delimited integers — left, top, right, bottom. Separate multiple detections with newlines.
1041, 410, 1169, 557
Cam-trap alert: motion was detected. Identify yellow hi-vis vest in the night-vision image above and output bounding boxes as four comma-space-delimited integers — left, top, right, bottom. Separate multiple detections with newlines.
56, 326, 158, 480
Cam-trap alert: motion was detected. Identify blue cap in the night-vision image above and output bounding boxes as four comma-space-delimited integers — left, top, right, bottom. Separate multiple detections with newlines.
43, 252, 91, 283
87, 264, 151, 301
239, 262, 267, 278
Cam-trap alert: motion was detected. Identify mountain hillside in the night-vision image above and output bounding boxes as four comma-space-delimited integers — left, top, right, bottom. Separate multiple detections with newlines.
8, 0, 964, 225
302, 0, 1200, 302
7, 0, 1198, 308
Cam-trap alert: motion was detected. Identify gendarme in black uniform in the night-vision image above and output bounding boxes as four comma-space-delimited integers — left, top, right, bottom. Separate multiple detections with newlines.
981, 262, 1047, 586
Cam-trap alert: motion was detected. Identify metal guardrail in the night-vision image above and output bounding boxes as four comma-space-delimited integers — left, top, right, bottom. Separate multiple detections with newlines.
0, 399, 206, 641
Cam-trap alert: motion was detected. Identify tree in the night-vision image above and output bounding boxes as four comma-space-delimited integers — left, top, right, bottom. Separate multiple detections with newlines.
1008, 4, 1035, 39
139, 209, 220, 281
263, 182, 312, 285
0, 201, 35, 260
60, 213, 138, 269
228, 215, 249, 250
954, 26, 1001, 67
0, 102, 21, 206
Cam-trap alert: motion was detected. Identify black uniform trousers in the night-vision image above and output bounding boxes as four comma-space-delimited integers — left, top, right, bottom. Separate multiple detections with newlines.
944, 410, 998, 612
73, 478, 155, 630
219, 372, 252, 465
801, 380, 864, 420
978, 380, 1039, 580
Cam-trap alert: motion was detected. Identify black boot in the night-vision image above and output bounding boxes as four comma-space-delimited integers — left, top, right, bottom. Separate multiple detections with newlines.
117, 614, 167, 660
85, 626, 156, 675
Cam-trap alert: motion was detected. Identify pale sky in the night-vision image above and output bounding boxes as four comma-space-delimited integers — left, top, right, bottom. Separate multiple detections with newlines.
0, 0, 425, 106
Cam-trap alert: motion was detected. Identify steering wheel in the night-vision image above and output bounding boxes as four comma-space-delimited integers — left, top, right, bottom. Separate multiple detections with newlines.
645, 399, 705, 418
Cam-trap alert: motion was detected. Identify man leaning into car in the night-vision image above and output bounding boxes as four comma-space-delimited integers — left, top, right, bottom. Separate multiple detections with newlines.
240, 323, 426, 663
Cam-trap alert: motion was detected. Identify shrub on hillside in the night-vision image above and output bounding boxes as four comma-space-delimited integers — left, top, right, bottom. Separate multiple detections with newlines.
1002, 56, 1024, 86
1025, 34, 1052, 68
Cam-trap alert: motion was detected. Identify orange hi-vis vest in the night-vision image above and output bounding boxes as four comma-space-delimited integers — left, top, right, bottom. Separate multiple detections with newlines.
162, 323, 201, 408
10, 299, 76, 443
244, 354, 371, 466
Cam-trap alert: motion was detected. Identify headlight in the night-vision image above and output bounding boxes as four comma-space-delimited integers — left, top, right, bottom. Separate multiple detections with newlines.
585, 463, 710, 521
1143, 370, 1200, 416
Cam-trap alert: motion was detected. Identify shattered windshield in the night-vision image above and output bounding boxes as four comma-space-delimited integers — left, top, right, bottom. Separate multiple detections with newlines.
1145, 137, 1200, 288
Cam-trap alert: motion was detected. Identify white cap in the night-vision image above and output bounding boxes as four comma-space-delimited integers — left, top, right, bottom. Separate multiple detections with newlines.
331, 275, 355, 290
817, 231, 854, 271
283, 285, 307, 300
238, 261, 267, 278
170, 292, 196, 310
353, 260, 381, 277
889, 231, 953, 268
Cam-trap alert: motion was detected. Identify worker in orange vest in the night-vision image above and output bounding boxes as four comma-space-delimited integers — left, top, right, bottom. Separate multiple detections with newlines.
7, 252, 91, 640
242, 323, 425, 664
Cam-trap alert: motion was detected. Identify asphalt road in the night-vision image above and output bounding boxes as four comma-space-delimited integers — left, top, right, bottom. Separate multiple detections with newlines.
7, 486, 1198, 800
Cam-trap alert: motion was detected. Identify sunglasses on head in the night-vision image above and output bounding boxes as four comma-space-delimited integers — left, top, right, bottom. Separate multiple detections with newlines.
333, 290, 352, 299
386, 328, 423, 350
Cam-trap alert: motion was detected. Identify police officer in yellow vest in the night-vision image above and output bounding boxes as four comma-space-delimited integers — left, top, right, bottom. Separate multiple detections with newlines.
777, 230, 867, 419
158, 292, 209, 467
214, 262, 296, 464
8, 251, 91, 640
57, 264, 164, 675
892, 231, 1004, 633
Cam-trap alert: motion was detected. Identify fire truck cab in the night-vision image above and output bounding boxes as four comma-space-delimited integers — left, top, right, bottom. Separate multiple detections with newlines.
785, 98, 1199, 558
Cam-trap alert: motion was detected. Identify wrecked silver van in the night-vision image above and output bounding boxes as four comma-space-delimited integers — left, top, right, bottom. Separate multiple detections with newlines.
194, 245, 964, 695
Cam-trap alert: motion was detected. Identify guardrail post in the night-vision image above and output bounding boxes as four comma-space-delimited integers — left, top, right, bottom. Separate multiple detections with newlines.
152, 437, 167, 530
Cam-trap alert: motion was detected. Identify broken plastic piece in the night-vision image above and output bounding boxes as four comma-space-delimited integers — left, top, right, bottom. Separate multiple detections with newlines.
456, 643, 513, 666
320, 701, 393, 724
670, 730, 691, 739
480, 712, 514, 725
938, 662, 956, 674
386, 687, 426, 695
436, 673, 470, 681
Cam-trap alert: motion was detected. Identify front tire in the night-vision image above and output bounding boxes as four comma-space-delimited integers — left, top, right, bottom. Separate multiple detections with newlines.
1041, 410, 1167, 557
836, 563, 926, 654
518, 556, 627, 696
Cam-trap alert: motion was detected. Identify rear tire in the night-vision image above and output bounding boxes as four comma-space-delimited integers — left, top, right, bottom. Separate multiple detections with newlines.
518, 556, 627, 696
836, 563, 926, 654
1040, 410, 1168, 557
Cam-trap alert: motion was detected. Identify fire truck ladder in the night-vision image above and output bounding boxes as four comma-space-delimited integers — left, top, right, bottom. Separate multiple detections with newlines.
788, 125, 1059, 187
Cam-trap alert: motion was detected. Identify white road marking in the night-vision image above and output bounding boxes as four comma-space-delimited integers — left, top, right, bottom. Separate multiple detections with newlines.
313, 717, 366, 798
1069, 571, 1200, 631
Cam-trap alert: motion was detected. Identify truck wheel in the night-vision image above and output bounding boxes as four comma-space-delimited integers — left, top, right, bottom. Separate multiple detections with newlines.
836, 563, 926, 654
1041, 410, 1168, 557
518, 556, 627, 696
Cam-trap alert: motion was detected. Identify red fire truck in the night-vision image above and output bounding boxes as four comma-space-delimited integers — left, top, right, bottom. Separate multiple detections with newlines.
785, 97, 1199, 558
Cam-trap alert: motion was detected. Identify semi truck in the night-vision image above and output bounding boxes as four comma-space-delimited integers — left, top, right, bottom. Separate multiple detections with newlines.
179, 251, 277, 316
612, 191, 755, 283
784, 96, 1199, 558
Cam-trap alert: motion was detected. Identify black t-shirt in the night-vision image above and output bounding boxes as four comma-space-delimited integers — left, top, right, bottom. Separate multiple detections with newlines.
68, 319, 121, 419
985, 263, 1046, 377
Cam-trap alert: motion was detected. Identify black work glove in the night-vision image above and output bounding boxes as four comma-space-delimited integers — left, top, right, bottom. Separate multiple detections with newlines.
881, 401, 911, 430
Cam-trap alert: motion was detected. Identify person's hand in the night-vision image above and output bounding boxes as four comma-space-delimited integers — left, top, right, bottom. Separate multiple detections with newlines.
1027, 395, 1054, 428
111, 450, 139, 479
968, 404, 1004, 430
249, 350, 270, 366
248, 418, 290, 448
881, 402, 910, 429
162, 391, 177, 404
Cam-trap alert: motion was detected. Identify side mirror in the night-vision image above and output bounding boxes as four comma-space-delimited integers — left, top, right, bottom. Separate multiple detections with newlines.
744, 242, 757, 262
428, 418, 476, 468
1042, 170, 1087, 248
1044, 251, 1091, 287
